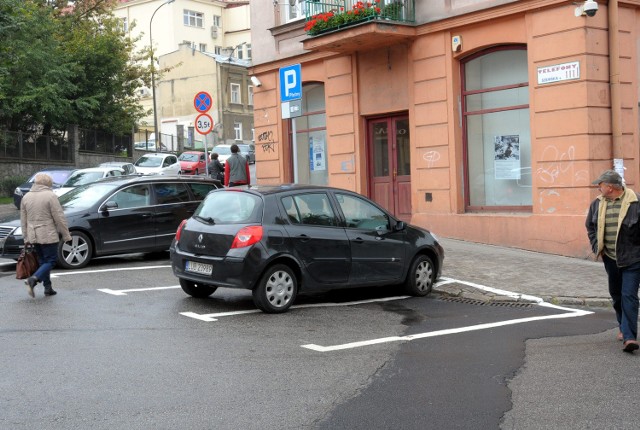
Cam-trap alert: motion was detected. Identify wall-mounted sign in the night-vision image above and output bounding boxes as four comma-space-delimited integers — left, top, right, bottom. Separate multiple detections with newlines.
537, 61, 580, 85
281, 99, 302, 119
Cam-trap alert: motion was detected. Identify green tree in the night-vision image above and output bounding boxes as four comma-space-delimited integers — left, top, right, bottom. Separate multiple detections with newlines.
0, 0, 150, 135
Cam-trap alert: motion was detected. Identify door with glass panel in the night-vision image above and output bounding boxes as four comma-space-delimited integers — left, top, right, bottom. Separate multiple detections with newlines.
368, 116, 411, 221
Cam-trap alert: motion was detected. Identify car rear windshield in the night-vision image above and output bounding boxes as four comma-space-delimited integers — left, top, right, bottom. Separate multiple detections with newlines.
195, 191, 262, 224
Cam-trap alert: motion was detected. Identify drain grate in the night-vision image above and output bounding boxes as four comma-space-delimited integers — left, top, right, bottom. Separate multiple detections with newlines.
439, 296, 535, 308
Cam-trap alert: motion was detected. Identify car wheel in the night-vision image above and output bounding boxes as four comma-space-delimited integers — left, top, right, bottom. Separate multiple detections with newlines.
404, 255, 435, 297
180, 279, 217, 298
57, 231, 93, 269
252, 264, 297, 313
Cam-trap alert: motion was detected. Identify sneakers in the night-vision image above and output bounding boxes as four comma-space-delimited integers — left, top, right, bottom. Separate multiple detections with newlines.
623, 340, 639, 353
25, 276, 37, 298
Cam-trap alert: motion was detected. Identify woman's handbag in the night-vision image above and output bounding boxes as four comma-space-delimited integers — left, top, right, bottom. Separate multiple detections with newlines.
16, 245, 39, 280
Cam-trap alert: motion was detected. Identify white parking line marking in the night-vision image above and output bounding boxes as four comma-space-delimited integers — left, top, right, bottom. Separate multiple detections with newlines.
99, 286, 181, 296
301, 278, 593, 352
179, 296, 411, 322
53, 265, 171, 278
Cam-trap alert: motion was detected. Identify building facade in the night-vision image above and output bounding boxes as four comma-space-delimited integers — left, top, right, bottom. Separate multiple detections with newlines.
249, 0, 640, 258
114, 0, 252, 142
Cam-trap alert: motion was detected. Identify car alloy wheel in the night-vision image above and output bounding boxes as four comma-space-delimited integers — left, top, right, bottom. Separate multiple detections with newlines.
57, 231, 93, 269
253, 264, 297, 313
404, 255, 434, 297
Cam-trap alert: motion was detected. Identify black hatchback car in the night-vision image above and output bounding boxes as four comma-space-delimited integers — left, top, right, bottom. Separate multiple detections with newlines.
0, 175, 221, 269
170, 185, 444, 313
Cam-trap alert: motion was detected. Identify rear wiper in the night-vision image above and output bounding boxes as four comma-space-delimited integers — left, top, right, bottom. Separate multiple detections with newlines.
194, 215, 215, 225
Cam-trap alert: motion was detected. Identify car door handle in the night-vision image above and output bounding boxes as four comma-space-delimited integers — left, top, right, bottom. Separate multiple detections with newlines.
353, 237, 364, 244
297, 234, 311, 242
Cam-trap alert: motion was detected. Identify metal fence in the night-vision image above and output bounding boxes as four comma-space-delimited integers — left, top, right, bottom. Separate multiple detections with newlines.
77, 128, 132, 158
0, 130, 72, 162
305, 0, 415, 27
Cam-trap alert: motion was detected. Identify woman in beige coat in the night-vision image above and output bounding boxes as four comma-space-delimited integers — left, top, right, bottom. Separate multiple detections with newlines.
20, 173, 72, 298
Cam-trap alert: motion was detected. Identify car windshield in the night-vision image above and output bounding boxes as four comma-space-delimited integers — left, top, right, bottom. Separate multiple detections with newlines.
179, 153, 199, 162
195, 191, 262, 224
59, 183, 119, 210
63, 171, 104, 187
29, 170, 74, 186
213, 146, 231, 155
135, 156, 162, 167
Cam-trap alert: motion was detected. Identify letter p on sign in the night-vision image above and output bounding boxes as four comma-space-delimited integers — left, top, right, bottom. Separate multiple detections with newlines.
279, 64, 302, 102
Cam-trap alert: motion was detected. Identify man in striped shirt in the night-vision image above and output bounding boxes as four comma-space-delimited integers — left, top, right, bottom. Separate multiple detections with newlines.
586, 169, 640, 353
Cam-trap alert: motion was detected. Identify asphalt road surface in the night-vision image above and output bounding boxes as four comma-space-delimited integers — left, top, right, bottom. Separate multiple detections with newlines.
0, 254, 620, 429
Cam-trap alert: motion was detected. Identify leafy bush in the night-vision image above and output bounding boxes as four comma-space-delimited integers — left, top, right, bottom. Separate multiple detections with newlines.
0, 176, 27, 198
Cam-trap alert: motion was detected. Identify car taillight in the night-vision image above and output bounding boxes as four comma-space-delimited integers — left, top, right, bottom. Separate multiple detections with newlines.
231, 226, 263, 249
175, 219, 187, 241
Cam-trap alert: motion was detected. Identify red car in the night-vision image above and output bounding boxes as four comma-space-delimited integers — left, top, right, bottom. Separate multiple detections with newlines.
178, 151, 206, 175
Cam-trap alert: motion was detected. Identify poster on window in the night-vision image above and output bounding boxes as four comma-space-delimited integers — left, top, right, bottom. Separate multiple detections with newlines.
309, 136, 326, 171
494, 135, 520, 179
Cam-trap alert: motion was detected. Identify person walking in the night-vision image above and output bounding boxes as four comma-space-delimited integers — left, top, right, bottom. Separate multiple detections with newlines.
20, 173, 72, 298
586, 169, 640, 353
224, 144, 251, 187
208, 152, 225, 182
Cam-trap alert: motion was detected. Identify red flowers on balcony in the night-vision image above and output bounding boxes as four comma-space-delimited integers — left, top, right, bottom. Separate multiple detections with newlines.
305, 1, 382, 35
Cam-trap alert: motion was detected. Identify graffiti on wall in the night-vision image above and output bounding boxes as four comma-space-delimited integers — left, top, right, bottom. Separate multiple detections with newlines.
536, 145, 588, 185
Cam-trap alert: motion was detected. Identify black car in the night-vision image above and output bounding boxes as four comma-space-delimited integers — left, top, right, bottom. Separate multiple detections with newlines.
0, 175, 221, 269
170, 185, 444, 313
13, 167, 78, 209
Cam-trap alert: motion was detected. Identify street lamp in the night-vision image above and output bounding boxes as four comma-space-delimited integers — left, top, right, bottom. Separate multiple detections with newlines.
150, 0, 174, 149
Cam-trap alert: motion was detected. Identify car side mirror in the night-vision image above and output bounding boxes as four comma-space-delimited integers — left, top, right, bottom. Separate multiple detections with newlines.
101, 201, 118, 212
394, 221, 406, 231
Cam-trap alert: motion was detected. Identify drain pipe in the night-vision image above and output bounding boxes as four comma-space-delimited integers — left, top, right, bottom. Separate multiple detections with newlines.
608, 0, 623, 176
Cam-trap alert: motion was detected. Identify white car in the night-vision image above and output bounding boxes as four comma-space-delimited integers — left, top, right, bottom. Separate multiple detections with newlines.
133, 153, 181, 176
53, 167, 125, 196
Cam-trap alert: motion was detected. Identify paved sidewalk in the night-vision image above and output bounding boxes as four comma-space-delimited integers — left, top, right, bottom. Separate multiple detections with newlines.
0, 203, 610, 307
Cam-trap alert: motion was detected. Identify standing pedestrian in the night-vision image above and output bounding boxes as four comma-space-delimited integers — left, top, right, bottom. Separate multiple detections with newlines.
208, 152, 225, 182
586, 169, 640, 353
20, 173, 72, 298
224, 144, 250, 187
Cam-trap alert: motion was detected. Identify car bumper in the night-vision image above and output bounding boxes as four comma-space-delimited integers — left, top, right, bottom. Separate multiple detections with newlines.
170, 243, 267, 290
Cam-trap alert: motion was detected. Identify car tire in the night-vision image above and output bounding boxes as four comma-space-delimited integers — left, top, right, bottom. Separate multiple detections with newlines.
57, 231, 93, 269
180, 279, 217, 298
252, 264, 297, 313
404, 254, 435, 297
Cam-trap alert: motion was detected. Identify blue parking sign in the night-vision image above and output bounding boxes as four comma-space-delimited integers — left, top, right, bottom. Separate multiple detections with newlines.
279, 64, 302, 102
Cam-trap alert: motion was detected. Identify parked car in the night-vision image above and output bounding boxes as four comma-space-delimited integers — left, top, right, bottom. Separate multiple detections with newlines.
178, 151, 206, 175
211, 144, 253, 165
170, 185, 444, 313
53, 167, 125, 196
134, 140, 166, 152
134, 153, 180, 176
0, 176, 222, 269
13, 167, 78, 209
99, 161, 137, 175
237, 144, 255, 164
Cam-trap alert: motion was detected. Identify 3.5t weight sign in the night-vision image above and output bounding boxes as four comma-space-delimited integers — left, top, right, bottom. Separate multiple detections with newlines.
195, 113, 213, 135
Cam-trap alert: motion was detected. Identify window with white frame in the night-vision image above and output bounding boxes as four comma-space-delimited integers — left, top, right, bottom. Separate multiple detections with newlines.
230, 83, 240, 104
234, 122, 242, 141
120, 17, 128, 33
237, 45, 244, 60
199, 43, 207, 52
214, 46, 222, 55
213, 15, 221, 27
246, 44, 252, 60
248, 86, 254, 106
285, 1, 308, 22
183, 10, 204, 28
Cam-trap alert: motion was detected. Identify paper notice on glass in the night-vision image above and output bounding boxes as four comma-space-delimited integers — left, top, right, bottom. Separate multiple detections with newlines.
494, 135, 520, 179
312, 137, 326, 171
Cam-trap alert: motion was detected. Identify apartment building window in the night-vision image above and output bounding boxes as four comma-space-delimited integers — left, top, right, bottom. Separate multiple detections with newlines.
246, 44, 252, 60
184, 10, 204, 28
230, 83, 240, 104
214, 46, 222, 55
462, 46, 531, 211
199, 43, 207, 52
234, 122, 242, 141
212, 15, 221, 27
183, 40, 196, 49
248, 86, 254, 106
285, 1, 307, 22
237, 45, 244, 60
120, 17, 128, 33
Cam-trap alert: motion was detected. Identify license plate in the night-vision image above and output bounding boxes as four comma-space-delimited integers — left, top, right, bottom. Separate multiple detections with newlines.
185, 261, 213, 275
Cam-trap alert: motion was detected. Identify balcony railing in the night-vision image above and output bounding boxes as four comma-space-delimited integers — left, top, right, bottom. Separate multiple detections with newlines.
304, 0, 415, 36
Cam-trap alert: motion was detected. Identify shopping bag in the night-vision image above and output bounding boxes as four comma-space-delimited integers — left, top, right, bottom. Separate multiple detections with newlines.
16, 245, 39, 280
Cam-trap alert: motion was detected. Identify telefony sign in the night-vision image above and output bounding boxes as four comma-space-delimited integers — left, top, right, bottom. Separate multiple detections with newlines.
537, 61, 580, 85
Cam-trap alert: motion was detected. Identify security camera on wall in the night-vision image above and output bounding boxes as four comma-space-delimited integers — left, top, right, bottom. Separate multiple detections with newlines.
250, 76, 262, 87
575, 0, 598, 17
